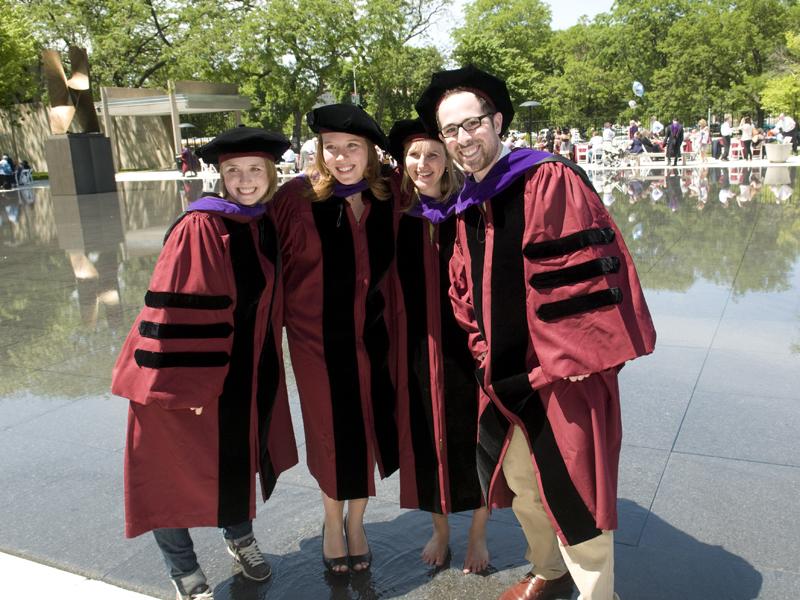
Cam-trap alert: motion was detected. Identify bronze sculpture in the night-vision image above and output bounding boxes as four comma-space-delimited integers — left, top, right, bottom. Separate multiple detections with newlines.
42, 46, 101, 135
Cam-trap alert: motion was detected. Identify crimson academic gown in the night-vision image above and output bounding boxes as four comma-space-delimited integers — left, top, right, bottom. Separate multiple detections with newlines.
271, 177, 399, 500
395, 204, 494, 514
449, 156, 656, 546
111, 203, 298, 538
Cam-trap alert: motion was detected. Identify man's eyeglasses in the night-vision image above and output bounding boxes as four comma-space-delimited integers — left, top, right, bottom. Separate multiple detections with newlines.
439, 113, 495, 139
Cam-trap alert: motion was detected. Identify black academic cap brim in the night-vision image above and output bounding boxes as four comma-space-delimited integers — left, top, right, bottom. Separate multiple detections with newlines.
387, 118, 438, 163
195, 127, 290, 164
307, 104, 388, 150
415, 64, 514, 137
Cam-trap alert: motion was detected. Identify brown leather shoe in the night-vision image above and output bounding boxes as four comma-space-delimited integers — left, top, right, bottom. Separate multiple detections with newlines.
497, 571, 575, 600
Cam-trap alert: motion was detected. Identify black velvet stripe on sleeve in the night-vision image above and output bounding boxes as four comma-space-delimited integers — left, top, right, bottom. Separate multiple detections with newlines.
144, 291, 232, 310
363, 195, 400, 477
312, 198, 369, 500
134, 349, 230, 368
523, 227, 615, 260
530, 256, 621, 290
138, 321, 233, 339
217, 219, 265, 526
396, 216, 440, 512
536, 287, 623, 322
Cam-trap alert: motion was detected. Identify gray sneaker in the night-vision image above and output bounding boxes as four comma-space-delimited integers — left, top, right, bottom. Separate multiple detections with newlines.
175, 582, 214, 600
226, 535, 272, 582
172, 569, 213, 600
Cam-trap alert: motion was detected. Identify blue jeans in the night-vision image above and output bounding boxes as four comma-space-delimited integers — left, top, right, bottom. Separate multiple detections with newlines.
153, 521, 253, 580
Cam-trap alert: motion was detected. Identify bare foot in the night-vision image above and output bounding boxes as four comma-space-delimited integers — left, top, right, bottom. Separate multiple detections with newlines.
421, 530, 450, 566
422, 513, 450, 566
462, 531, 489, 573
463, 508, 490, 574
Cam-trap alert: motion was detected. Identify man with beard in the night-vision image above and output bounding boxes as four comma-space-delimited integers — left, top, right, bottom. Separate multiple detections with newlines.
416, 65, 656, 600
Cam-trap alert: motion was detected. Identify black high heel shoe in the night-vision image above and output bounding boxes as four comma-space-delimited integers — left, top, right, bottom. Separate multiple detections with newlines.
321, 522, 349, 574
344, 515, 372, 571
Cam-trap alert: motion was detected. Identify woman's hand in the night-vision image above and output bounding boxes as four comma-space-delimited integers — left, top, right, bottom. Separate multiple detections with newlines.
190, 407, 204, 415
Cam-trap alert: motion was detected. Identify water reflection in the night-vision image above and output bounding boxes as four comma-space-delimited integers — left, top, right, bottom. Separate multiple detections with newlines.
588, 165, 788, 212
589, 166, 800, 296
0, 181, 187, 395
0, 167, 798, 396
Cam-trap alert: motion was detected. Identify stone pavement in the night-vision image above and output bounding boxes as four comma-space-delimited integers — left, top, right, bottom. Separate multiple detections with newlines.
0, 166, 798, 599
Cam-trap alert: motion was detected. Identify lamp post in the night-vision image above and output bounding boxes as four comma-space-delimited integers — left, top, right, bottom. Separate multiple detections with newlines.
346, 51, 360, 106
352, 63, 359, 105
520, 100, 541, 147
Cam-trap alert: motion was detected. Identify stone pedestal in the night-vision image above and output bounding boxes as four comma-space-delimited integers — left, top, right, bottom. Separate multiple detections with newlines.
45, 133, 116, 195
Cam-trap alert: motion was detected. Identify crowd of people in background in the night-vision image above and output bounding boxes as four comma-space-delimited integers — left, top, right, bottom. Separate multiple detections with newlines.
0, 154, 33, 190
174, 109, 796, 181
472, 111, 799, 169
171, 111, 799, 181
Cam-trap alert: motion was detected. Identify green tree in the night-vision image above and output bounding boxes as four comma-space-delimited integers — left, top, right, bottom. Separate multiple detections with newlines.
339, 0, 449, 130
452, 0, 553, 130
0, 4, 39, 107
253, 0, 361, 143
541, 21, 630, 130
23, 0, 185, 88
649, 0, 794, 124
761, 31, 800, 115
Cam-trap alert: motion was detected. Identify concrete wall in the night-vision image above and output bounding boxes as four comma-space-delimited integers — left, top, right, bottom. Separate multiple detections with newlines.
0, 103, 175, 172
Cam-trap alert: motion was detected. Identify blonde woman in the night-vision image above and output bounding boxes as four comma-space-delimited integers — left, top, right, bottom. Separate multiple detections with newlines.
112, 128, 298, 600
389, 118, 499, 574
271, 104, 398, 574
697, 119, 710, 163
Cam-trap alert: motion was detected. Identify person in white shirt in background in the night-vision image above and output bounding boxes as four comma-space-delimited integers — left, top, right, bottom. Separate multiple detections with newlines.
719, 115, 733, 161
602, 122, 615, 142
281, 146, 297, 173
588, 129, 604, 163
695, 119, 711, 163
650, 116, 664, 137
739, 117, 754, 160
775, 113, 797, 153
299, 137, 317, 170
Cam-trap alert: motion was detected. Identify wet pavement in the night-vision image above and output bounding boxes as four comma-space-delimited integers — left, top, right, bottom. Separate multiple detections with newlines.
1, 165, 799, 599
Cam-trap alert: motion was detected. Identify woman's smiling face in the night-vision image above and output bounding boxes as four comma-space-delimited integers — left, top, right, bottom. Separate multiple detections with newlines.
220, 156, 270, 205
321, 132, 369, 185
404, 138, 446, 198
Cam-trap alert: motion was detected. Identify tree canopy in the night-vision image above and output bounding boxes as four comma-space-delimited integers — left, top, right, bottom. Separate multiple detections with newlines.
10, 0, 800, 137
1, 4, 39, 108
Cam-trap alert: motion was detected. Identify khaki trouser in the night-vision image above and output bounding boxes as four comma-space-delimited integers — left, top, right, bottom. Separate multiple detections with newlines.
502, 426, 616, 600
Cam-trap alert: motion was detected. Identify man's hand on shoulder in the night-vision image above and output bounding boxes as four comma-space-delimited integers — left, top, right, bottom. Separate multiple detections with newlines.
565, 374, 590, 382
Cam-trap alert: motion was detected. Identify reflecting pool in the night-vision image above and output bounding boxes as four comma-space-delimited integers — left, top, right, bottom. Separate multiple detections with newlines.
0, 166, 798, 600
